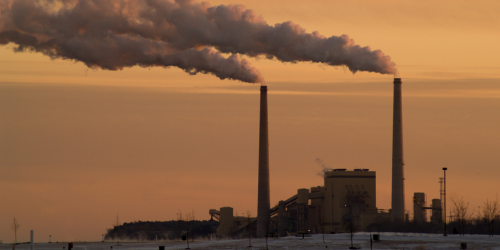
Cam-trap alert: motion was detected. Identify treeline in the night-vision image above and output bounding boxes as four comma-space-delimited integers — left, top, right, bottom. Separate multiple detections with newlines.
105, 220, 219, 241
367, 218, 500, 235
446, 197, 499, 236
447, 218, 500, 235
368, 197, 500, 236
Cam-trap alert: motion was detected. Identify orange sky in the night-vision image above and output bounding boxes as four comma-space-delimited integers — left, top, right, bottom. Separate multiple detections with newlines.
1, 0, 500, 243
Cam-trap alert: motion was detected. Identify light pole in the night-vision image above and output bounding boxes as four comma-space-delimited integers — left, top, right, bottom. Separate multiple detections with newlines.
443, 167, 447, 236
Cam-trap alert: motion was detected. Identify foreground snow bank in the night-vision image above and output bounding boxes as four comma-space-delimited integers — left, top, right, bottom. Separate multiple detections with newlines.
2, 233, 499, 250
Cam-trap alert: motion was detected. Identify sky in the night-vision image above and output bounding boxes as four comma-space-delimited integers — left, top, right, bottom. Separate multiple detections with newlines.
1, 0, 500, 243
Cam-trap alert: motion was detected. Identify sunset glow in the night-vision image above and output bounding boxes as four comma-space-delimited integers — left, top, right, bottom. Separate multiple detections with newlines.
1, 0, 500, 243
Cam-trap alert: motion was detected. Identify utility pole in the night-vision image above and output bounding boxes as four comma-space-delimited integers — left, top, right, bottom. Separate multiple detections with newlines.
331, 182, 334, 233
443, 167, 447, 236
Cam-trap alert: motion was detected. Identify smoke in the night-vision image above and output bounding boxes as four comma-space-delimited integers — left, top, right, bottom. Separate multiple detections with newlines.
315, 158, 332, 178
0, 0, 397, 83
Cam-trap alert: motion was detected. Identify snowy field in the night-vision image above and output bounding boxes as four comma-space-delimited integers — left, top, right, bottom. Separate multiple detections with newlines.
2, 233, 500, 250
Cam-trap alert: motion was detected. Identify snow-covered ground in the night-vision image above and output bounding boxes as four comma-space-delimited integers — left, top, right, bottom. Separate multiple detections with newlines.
2, 233, 500, 250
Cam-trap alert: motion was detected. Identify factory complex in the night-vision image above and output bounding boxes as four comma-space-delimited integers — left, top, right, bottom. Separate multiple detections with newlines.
210, 79, 445, 238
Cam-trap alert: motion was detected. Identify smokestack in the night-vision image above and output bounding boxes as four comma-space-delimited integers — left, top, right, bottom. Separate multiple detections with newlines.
257, 85, 271, 237
391, 78, 405, 222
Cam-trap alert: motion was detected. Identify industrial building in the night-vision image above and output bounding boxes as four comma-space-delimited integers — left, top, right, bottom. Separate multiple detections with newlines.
412, 192, 443, 225
211, 168, 393, 237
210, 78, 445, 237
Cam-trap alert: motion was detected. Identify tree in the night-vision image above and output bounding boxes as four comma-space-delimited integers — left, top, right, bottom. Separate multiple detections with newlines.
346, 220, 358, 249
246, 211, 252, 247
317, 209, 325, 244
185, 210, 195, 249
114, 214, 121, 245
451, 197, 474, 236
176, 211, 184, 241
478, 198, 500, 237
11, 217, 20, 244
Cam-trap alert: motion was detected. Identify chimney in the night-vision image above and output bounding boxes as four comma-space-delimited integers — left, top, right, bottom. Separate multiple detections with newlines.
257, 85, 271, 237
391, 78, 405, 222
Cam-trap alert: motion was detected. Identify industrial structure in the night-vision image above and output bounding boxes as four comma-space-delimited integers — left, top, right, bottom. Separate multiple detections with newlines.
256, 85, 271, 238
275, 168, 384, 234
212, 168, 392, 237
413, 193, 427, 224
391, 78, 405, 223
412, 192, 443, 224
209, 78, 447, 237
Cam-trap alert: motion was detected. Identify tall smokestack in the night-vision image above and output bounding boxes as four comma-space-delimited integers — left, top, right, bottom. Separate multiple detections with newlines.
257, 85, 271, 237
391, 78, 405, 222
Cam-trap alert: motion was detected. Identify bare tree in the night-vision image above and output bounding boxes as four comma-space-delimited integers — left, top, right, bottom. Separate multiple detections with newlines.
176, 211, 184, 241
11, 217, 20, 244
478, 198, 500, 237
246, 211, 252, 247
451, 197, 474, 236
114, 214, 121, 245
317, 210, 325, 244
185, 210, 195, 249
346, 220, 358, 249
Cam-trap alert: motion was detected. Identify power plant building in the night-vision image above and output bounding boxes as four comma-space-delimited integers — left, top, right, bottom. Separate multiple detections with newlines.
212, 168, 392, 237
324, 169, 378, 232
211, 78, 419, 237
412, 193, 443, 224
413, 192, 427, 224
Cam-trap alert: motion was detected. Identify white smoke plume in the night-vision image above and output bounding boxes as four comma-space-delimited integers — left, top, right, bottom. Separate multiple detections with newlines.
315, 158, 333, 178
0, 0, 397, 83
